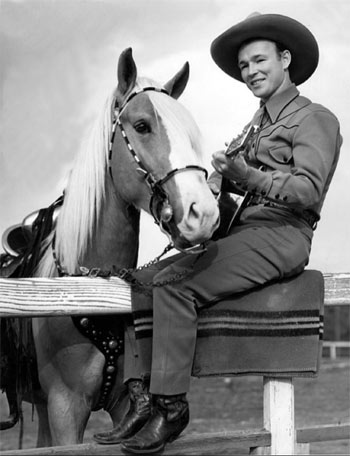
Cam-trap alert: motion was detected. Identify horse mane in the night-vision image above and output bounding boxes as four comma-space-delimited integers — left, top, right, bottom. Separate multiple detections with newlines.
35, 76, 204, 276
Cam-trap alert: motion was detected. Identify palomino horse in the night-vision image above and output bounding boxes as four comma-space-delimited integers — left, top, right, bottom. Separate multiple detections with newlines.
6, 48, 219, 447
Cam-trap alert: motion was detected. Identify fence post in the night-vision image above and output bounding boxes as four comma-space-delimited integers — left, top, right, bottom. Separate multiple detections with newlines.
263, 377, 295, 455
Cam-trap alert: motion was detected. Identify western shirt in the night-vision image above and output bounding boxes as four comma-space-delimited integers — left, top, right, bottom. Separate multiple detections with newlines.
239, 84, 342, 218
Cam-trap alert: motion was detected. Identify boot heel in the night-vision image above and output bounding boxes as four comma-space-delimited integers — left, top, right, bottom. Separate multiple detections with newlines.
168, 410, 189, 443
168, 431, 182, 443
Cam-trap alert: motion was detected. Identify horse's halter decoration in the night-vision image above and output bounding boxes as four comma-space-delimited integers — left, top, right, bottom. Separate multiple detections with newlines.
109, 86, 208, 254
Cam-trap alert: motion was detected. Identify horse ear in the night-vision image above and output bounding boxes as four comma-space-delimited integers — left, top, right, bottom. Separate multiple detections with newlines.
115, 48, 137, 102
164, 62, 190, 99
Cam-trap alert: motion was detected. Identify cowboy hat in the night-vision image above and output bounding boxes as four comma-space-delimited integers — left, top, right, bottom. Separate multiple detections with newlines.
210, 13, 319, 85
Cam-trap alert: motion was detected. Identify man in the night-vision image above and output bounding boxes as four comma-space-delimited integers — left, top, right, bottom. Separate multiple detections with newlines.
94, 13, 342, 454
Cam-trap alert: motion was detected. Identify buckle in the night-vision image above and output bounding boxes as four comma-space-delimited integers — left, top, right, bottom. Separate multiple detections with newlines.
79, 266, 103, 277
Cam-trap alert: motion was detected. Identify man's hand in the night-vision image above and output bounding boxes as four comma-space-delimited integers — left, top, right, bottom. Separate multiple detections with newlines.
211, 150, 249, 183
207, 170, 222, 196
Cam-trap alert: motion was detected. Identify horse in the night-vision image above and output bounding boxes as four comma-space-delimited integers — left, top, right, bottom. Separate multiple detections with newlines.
1, 47, 220, 448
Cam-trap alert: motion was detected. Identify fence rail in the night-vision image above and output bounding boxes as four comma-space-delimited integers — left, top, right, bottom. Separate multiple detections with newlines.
1, 424, 349, 455
0, 271, 349, 455
0, 272, 349, 317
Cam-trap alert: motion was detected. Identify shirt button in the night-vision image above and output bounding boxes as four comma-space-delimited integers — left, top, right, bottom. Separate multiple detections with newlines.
261, 190, 266, 196
283, 196, 288, 201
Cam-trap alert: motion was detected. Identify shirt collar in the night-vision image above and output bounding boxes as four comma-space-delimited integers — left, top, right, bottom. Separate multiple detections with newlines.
262, 84, 300, 123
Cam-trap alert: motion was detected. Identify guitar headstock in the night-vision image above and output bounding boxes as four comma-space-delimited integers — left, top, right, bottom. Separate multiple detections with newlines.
225, 124, 259, 158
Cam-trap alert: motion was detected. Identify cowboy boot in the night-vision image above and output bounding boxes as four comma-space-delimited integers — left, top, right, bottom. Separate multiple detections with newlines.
93, 379, 151, 444
121, 393, 189, 454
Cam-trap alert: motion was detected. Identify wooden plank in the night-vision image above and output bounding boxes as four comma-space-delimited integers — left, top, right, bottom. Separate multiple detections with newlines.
323, 341, 350, 348
295, 442, 310, 455
0, 276, 131, 317
297, 423, 350, 443
0, 424, 349, 455
323, 273, 350, 306
0, 430, 271, 455
323, 341, 350, 360
263, 377, 295, 455
0, 272, 348, 318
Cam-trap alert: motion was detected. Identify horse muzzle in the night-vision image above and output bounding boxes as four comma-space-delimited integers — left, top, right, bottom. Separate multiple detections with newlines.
149, 172, 220, 254
157, 205, 219, 255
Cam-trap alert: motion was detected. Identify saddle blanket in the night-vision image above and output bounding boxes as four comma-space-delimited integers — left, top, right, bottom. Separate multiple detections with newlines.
192, 270, 324, 378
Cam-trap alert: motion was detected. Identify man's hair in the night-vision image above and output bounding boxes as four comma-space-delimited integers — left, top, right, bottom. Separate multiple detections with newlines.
239, 38, 289, 60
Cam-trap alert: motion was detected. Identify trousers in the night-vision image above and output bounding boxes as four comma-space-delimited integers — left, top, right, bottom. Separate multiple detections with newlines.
124, 206, 313, 395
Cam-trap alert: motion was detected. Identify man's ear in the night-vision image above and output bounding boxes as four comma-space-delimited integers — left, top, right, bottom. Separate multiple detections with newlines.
281, 49, 292, 71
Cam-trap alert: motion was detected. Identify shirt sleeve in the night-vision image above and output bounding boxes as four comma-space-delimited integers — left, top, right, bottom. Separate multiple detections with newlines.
242, 109, 341, 208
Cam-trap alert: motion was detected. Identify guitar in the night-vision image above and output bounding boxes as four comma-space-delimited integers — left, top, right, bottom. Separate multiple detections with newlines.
212, 124, 259, 240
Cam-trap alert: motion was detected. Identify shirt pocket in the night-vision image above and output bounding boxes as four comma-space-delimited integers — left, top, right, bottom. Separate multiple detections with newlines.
268, 146, 293, 166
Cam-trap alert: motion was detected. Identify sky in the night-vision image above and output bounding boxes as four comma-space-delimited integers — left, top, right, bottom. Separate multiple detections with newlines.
0, 0, 349, 273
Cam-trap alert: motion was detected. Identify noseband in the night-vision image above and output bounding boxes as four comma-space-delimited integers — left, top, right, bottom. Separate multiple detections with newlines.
109, 87, 208, 253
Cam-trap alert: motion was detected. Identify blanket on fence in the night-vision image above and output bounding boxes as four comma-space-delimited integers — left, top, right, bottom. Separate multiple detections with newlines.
193, 270, 324, 378
134, 270, 324, 378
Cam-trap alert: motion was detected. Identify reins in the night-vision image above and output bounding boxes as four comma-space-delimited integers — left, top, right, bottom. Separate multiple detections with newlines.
52, 239, 204, 294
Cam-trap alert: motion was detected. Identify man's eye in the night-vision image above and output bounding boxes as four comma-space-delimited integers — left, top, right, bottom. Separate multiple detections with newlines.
134, 121, 151, 134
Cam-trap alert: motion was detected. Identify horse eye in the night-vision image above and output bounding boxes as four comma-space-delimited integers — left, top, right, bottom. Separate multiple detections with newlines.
134, 121, 151, 134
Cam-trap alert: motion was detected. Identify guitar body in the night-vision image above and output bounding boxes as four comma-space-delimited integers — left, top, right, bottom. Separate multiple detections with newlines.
212, 180, 249, 240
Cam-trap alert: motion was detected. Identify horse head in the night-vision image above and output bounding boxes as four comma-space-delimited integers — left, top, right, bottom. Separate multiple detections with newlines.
110, 48, 220, 253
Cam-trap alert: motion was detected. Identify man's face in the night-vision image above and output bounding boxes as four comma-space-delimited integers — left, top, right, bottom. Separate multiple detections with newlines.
237, 40, 290, 102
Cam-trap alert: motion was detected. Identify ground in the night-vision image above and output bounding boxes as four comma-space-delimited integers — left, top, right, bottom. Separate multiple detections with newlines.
0, 359, 349, 455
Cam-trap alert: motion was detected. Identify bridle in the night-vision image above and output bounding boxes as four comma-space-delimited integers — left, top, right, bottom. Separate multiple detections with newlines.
52, 86, 209, 277
109, 86, 208, 253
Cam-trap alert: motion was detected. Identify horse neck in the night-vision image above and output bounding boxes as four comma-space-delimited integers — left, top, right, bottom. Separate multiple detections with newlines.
81, 184, 140, 272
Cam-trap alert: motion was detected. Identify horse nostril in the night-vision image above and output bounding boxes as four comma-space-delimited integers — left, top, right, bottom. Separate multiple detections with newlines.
189, 202, 200, 219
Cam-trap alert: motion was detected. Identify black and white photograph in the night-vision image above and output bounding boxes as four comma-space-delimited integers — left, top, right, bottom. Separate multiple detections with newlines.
1, 1, 349, 454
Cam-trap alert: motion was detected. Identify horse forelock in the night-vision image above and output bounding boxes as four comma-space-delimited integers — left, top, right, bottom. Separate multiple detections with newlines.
126, 77, 203, 162
147, 91, 204, 166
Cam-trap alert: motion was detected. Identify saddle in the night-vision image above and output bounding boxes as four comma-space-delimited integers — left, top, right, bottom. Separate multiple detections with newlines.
2, 202, 61, 256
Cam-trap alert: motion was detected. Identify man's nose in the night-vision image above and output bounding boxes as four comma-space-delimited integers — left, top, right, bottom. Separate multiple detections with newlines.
248, 62, 258, 75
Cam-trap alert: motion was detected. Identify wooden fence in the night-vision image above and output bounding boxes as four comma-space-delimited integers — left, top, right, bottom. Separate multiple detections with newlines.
0, 272, 349, 455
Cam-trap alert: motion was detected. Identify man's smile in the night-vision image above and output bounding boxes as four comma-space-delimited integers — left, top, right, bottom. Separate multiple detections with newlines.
250, 78, 265, 87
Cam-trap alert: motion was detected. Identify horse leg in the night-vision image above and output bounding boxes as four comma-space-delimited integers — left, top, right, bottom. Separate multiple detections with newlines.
33, 317, 105, 445
46, 386, 92, 445
35, 401, 52, 448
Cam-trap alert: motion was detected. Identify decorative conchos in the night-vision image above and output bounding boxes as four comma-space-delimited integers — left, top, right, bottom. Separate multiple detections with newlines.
72, 316, 124, 410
